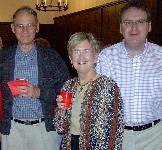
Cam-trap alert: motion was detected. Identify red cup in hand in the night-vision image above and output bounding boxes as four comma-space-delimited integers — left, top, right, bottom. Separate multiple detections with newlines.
7, 79, 28, 97
60, 92, 72, 108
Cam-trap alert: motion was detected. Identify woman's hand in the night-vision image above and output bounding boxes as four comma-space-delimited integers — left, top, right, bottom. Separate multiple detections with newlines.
56, 95, 67, 116
56, 95, 66, 109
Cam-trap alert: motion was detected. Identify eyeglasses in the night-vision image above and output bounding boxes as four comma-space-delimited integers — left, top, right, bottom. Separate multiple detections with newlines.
122, 20, 148, 27
14, 23, 36, 30
72, 48, 91, 57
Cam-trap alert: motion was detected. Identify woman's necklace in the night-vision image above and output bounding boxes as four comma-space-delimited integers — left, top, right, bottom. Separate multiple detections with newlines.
78, 81, 91, 94
77, 73, 98, 94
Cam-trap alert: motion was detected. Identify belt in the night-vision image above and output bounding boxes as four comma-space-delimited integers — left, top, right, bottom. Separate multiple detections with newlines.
11, 117, 44, 125
125, 119, 161, 131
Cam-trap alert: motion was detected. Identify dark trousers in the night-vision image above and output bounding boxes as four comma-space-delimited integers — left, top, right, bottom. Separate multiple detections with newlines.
71, 134, 79, 150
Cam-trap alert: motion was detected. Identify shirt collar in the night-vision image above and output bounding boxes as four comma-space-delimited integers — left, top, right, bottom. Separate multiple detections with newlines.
16, 45, 37, 60
121, 39, 149, 61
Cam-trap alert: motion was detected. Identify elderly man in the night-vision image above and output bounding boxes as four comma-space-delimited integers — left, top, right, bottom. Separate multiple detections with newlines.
0, 6, 70, 150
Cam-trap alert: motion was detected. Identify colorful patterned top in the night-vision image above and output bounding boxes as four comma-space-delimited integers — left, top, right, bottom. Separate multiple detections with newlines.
54, 75, 124, 150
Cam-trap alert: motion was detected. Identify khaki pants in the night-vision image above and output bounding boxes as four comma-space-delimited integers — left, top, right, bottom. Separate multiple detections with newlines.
122, 121, 162, 150
2, 120, 60, 150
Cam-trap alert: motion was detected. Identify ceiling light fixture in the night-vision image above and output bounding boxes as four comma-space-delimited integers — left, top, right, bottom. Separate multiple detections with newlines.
36, 0, 68, 12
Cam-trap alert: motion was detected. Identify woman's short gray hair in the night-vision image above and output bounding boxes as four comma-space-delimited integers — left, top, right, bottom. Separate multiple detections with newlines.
67, 32, 100, 55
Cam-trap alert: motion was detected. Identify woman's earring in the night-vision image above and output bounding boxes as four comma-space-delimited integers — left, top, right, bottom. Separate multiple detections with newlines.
70, 59, 74, 68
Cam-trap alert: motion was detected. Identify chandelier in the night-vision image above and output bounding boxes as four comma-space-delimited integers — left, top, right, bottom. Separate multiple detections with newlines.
36, 0, 68, 12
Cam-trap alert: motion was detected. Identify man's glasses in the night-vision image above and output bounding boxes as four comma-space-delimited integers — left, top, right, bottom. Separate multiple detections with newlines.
121, 20, 148, 27
14, 23, 36, 30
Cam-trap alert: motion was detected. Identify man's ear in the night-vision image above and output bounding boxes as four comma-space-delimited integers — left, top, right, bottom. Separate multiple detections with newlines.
148, 21, 152, 33
120, 24, 122, 35
94, 53, 99, 63
36, 23, 39, 33
11, 23, 15, 34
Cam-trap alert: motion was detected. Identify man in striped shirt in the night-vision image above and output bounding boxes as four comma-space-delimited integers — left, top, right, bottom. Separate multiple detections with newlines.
96, 0, 162, 150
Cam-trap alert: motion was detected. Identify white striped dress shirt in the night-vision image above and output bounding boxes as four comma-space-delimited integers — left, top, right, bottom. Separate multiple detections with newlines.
96, 39, 162, 126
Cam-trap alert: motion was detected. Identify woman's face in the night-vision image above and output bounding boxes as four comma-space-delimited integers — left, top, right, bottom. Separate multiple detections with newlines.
69, 40, 98, 75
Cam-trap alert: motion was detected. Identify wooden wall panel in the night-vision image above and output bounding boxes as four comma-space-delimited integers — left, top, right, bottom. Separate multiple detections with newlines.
0, 22, 17, 49
143, 0, 157, 43
102, 3, 125, 45
36, 24, 55, 48
156, 0, 162, 45
56, 14, 81, 77
54, 16, 68, 54
64, 9, 102, 42
66, 14, 82, 41
54, 0, 129, 53
80, 9, 102, 41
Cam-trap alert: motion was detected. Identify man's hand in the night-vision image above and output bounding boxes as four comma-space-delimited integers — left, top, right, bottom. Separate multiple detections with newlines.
17, 83, 40, 98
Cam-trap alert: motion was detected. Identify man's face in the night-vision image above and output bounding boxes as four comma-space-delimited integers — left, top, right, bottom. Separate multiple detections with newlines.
11, 12, 39, 47
120, 7, 151, 48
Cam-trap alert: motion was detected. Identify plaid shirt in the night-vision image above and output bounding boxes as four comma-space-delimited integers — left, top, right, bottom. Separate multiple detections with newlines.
0, 45, 70, 134
96, 39, 162, 126
12, 45, 43, 119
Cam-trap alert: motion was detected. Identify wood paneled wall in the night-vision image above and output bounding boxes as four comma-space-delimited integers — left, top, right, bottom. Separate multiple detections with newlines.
0, 22, 16, 48
53, 1, 129, 77
54, 0, 161, 77
156, 0, 162, 45
37, 24, 55, 48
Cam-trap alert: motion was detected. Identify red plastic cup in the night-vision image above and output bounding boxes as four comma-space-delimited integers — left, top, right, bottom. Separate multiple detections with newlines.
60, 92, 72, 108
7, 79, 28, 97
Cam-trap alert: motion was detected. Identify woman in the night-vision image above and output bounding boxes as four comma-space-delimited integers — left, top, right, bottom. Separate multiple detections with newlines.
54, 32, 124, 150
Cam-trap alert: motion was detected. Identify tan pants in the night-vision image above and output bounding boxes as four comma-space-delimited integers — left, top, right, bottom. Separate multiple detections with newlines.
122, 121, 162, 150
2, 120, 60, 150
